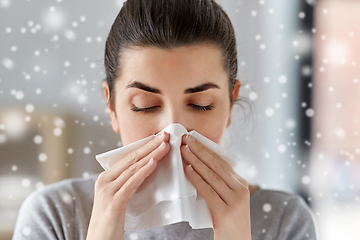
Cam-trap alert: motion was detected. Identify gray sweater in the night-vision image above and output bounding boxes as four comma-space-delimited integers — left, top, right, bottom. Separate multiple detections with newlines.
12, 173, 318, 240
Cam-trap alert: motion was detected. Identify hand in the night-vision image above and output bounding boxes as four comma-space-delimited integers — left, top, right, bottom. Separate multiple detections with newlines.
181, 134, 251, 240
86, 132, 171, 240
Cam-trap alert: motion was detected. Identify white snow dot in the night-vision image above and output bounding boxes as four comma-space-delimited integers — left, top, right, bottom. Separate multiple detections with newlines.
93, 115, 99, 121
11, 46, 17, 51
335, 128, 346, 138
278, 144, 286, 153
64, 29, 76, 40
64, 61, 70, 67
80, 16, 86, 22
53, 128, 62, 136
323, 9, 328, 14
285, 119, 296, 129
1, 0, 11, 8
302, 66, 312, 77
86, 37, 92, 43
84, 147, 90, 154
34, 65, 40, 72
299, 12, 305, 19
22, 226, 31, 236
129, 233, 139, 240
251, 11, 257, 16
353, 78, 358, 84
15, 91, 24, 100
265, 108, 274, 117
22, 179, 31, 188
25, 104, 34, 113
83, 172, 90, 178
249, 92, 258, 101
255, 34, 261, 41
67, 148, 74, 154
305, 108, 315, 117
36, 182, 44, 190
34, 50, 40, 56
260, 44, 266, 50
38, 153, 47, 162
61, 192, 72, 204
12, 165, 18, 171
279, 75, 287, 84
2, 57, 15, 69
34, 135, 43, 144
263, 203, 272, 212
293, 40, 299, 47
164, 212, 171, 219
264, 77, 270, 83
302, 176, 311, 185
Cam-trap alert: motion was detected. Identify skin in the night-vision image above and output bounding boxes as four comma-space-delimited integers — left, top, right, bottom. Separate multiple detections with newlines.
97, 44, 257, 239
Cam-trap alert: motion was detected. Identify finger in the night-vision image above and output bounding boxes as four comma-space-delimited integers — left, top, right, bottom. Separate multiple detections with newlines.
182, 159, 227, 214
181, 144, 233, 206
108, 140, 170, 195
113, 155, 158, 207
183, 134, 248, 191
106, 132, 170, 182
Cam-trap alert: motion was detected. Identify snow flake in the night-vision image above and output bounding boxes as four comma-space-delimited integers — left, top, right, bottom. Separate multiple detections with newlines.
298, 12, 305, 19
129, 233, 139, 240
83, 147, 90, 154
164, 212, 171, 219
25, 104, 34, 113
265, 108, 274, 117
11, 165, 18, 171
277, 144, 286, 153
15, 91, 24, 100
34, 135, 42, 144
305, 108, 314, 117
22, 178, 31, 187
67, 148, 74, 154
2, 57, 14, 69
53, 128, 62, 136
43, 6, 66, 31
35, 182, 45, 189
278, 75, 287, 84
22, 227, 31, 236
263, 203, 272, 212
249, 92, 258, 101
38, 153, 47, 162
302, 176, 311, 185
61, 192, 72, 204
64, 29, 76, 40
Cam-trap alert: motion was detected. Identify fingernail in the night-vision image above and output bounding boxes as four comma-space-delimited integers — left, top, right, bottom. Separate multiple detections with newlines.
184, 144, 191, 152
186, 135, 195, 143
157, 131, 165, 140
159, 141, 166, 149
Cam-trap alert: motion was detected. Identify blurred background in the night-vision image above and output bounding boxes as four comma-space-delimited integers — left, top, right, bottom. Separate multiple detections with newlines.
0, 0, 359, 239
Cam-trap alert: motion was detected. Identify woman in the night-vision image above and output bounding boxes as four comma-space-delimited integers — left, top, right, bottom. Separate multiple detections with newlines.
12, 0, 317, 239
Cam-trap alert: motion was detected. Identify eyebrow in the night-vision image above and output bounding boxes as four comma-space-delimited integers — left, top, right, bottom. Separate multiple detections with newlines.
125, 81, 220, 94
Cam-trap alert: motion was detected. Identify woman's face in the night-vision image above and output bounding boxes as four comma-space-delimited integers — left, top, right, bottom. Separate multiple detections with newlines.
103, 44, 241, 146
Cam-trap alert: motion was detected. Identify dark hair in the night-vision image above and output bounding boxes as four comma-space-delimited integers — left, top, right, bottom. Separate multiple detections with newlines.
104, 0, 254, 125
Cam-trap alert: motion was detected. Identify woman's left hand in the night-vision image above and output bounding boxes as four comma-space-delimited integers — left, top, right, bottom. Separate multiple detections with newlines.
181, 134, 252, 240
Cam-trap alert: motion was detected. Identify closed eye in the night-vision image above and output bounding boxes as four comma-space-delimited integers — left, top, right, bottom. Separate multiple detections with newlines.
131, 104, 214, 113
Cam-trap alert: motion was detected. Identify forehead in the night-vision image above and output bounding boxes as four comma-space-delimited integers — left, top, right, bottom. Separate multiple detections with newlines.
117, 44, 228, 87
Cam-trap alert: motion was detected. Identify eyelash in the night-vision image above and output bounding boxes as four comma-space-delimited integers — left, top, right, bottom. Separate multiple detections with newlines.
131, 104, 214, 113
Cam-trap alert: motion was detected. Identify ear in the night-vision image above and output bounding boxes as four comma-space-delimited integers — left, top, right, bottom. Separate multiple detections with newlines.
102, 81, 120, 133
226, 79, 241, 128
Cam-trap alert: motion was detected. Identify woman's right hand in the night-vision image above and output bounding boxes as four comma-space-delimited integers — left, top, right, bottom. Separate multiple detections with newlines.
86, 132, 171, 240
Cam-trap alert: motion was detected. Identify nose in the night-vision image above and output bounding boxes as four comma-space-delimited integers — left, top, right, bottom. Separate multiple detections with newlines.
160, 104, 192, 132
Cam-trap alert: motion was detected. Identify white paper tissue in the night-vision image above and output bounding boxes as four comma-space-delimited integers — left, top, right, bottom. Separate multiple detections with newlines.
95, 123, 240, 231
